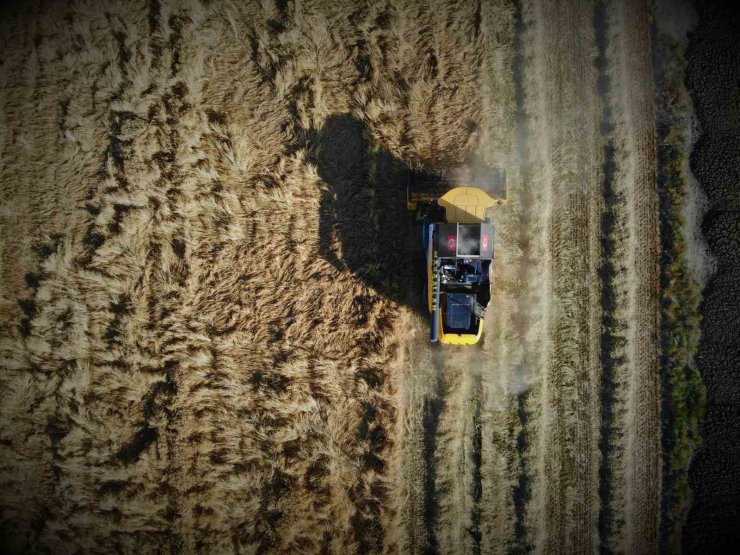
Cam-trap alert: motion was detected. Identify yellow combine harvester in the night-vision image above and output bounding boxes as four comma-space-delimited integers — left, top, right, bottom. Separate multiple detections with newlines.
408, 172, 506, 345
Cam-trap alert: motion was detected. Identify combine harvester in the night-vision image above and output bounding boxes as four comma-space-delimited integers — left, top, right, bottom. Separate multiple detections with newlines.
408, 171, 506, 345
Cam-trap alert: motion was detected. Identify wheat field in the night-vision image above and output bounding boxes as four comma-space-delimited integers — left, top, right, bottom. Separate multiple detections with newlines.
1, 0, 670, 553
0, 0, 513, 552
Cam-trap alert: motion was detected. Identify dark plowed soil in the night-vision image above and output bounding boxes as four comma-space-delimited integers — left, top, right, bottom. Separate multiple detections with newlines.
684, 1, 740, 551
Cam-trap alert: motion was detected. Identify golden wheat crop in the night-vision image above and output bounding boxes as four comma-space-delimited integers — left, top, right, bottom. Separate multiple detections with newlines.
0, 0, 512, 552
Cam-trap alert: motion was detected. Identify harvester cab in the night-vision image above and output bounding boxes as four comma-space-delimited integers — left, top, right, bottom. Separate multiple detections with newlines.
408, 171, 506, 345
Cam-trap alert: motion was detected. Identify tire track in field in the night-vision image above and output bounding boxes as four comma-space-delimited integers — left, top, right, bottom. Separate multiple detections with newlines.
475, 0, 545, 551
434, 354, 482, 554
469, 374, 484, 555
423, 353, 445, 554
477, 0, 544, 550
591, 1, 661, 552
607, 1, 661, 551
392, 326, 433, 553
511, 0, 560, 550
508, 1, 542, 551
393, 317, 446, 554
520, 0, 603, 552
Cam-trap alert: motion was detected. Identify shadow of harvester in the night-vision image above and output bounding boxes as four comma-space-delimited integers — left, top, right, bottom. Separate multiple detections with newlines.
312, 114, 423, 310
311, 113, 505, 318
